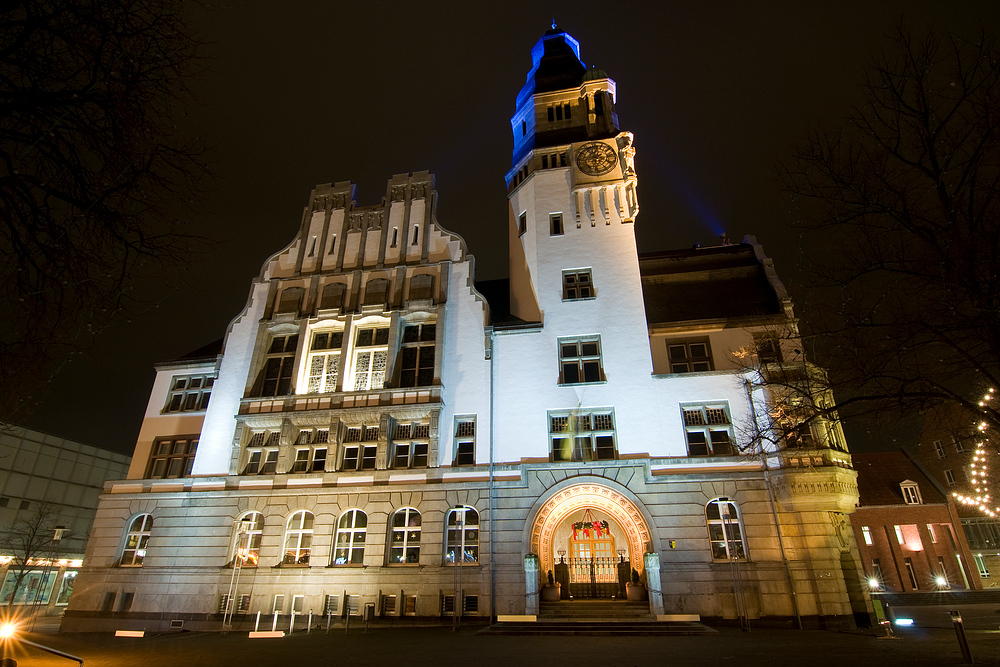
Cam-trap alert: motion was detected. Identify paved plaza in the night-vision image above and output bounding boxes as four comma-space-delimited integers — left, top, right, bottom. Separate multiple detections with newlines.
5, 614, 999, 667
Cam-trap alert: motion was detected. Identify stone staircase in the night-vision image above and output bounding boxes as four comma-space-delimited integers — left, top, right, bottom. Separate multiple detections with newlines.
481, 599, 716, 636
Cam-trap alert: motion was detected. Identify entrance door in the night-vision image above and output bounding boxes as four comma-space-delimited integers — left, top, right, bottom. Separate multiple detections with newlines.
567, 510, 619, 598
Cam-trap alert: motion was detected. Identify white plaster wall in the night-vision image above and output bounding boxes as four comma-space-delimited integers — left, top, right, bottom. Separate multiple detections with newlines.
192, 282, 269, 475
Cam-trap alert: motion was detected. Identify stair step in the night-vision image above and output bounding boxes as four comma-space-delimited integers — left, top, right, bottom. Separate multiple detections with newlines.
481, 621, 716, 636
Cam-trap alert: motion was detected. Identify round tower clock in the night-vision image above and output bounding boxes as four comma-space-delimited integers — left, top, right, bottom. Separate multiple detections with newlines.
575, 141, 618, 176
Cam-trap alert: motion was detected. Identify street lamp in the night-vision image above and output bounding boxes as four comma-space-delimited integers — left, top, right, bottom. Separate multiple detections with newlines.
0, 621, 84, 666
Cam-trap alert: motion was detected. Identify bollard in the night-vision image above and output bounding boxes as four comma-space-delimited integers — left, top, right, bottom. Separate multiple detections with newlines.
271, 611, 278, 632
307, 610, 313, 634
950, 610, 974, 664
326, 610, 331, 634
289, 610, 296, 634
254, 610, 261, 632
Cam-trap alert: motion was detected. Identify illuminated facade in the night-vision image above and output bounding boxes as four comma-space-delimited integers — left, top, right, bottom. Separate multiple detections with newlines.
64, 28, 869, 631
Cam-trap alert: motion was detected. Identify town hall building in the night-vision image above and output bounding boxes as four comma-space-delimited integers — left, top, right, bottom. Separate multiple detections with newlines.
63, 27, 869, 631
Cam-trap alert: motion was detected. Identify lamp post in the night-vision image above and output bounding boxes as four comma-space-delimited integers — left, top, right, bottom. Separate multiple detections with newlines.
0, 622, 84, 666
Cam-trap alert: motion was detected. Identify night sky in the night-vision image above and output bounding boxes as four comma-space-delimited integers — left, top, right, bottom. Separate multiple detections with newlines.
21, 2, 999, 455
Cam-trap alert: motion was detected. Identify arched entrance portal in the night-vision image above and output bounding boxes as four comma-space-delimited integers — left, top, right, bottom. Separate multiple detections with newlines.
530, 482, 652, 584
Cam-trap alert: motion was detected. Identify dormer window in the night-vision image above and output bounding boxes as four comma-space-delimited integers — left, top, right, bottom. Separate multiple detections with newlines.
900, 480, 922, 505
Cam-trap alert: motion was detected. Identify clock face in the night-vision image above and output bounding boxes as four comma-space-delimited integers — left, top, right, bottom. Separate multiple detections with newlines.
575, 142, 618, 176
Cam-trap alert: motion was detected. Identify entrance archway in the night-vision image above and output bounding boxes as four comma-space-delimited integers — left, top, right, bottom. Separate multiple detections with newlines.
529, 481, 652, 578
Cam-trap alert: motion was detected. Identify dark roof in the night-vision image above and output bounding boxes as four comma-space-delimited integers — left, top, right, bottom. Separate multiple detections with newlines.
853, 451, 947, 506
639, 243, 783, 325
175, 338, 224, 362
516, 29, 587, 109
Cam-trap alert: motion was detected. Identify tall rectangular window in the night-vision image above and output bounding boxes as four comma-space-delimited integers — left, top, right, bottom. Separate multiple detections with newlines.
399, 323, 436, 387
353, 327, 388, 391
934, 440, 946, 458
261, 334, 298, 397
562, 270, 593, 299
753, 333, 782, 363
862, 526, 873, 546
454, 417, 476, 466
558, 336, 603, 384
945, 469, 956, 485
549, 409, 616, 462
904, 557, 919, 589
667, 340, 713, 373
518, 211, 527, 236
341, 425, 378, 471
307, 331, 343, 393
550, 213, 563, 236
953, 437, 964, 453
682, 404, 735, 456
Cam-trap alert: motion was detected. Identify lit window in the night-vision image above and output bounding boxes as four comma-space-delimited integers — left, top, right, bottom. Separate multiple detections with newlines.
894, 525, 905, 544
549, 409, 616, 462
282, 511, 314, 565
927, 524, 937, 543
352, 327, 388, 391
120, 515, 153, 567
333, 510, 367, 566
259, 334, 298, 397
454, 417, 476, 466
862, 526, 873, 546
945, 469, 956, 486
399, 323, 436, 388
389, 508, 421, 564
900, 481, 922, 504
562, 270, 594, 300
147, 437, 198, 478
392, 422, 430, 469
706, 498, 746, 560
232, 512, 263, 566
163, 374, 214, 413
558, 336, 604, 384
445, 506, 479, 564
682, 404, 736, 456
667, 340, 713, 373
307, 331, 342, 393
341, 425, 378, 471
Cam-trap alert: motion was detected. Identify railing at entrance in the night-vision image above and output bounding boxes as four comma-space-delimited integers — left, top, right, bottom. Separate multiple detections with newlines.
567, 557, 621, 599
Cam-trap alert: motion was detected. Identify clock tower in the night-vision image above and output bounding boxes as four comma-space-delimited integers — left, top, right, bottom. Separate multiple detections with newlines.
504, 26, 645, 359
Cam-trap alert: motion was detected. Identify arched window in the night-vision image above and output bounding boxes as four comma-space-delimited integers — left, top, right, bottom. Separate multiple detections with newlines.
408, 274, 434, 301
232, 512, 263, 566
282, 510, 314, 565
363, 278, 389, 306
333, 510, 367, 565
389, 508, 421, 564
120, 514, 153, 567
320, 282, 346, 310
445, 506, 479, 564
706, 498, 747, 560
276, 287, 304, 314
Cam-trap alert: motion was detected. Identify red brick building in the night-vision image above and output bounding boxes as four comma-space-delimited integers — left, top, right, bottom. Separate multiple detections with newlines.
850, 451, 982, 593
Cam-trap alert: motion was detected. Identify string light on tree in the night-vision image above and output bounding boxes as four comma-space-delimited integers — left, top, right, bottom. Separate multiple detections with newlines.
953, 388, 998, 517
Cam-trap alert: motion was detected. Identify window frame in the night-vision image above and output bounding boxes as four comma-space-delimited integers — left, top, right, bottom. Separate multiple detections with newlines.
243, 431, 280, 475
557, 336, 605, 385
548, 408, 617, 462
306, 330, 343, 394
550, 213, 564, 236
388, 507, 421, 565
706, 498, 747, 561
341, 425, 379, 471
351, 326, 389, 391
146, 437, 198, 479
232, 512, 263, 566
260, 334, 299, 397
119, 514, 153, 567
398, 323, 436, 388
681, 403, 736, 457
162, 374, 215, 413
445, 506, 480, 565
453, 416, 476, 466
281, 510, 314, 566
561, 269, 594, 300
332, 509, 367, 566
900, 481, 922, 504
391, 422, 430, 469
666, 339, 714, 373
